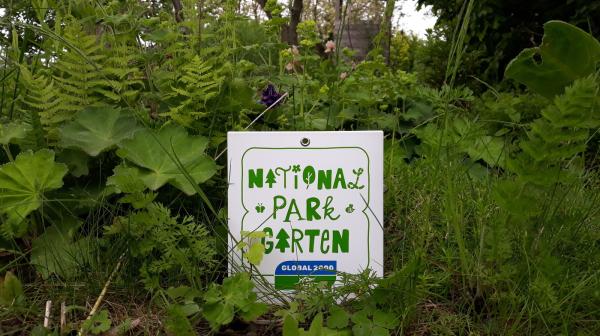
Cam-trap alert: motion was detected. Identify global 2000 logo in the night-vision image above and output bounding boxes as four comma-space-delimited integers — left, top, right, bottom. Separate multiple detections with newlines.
274, 260, 337, 289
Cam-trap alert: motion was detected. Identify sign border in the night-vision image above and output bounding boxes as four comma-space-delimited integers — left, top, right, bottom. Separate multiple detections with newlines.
239, 146, 372, 273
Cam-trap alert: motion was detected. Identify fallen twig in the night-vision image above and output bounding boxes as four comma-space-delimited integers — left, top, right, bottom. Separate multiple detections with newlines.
77, 253, 126, 336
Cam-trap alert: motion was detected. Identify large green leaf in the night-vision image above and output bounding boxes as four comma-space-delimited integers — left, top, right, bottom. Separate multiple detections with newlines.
0, 122, 31, 145
0, 150, 67, 231
202, 273, 267, 330
116, 125, 217, 195
59, 106, 141, 156
505, 21, 600, 98
56, 149, 89, 177
0, 271, 25, 307
30, 223, 92, 279
81, 309, 112, 334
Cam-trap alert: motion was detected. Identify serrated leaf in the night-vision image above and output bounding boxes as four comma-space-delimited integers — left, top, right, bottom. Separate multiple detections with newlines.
106, 164, 146, 194
165, 305, 195, 335
327, 306, 349, 329
117, 125, 217, 195
202, 301, 235, 330
245, 242, 265, 265
370, 326, 391, 336
202, 273, 262, 330
166, 286, 200, 301
505, 21, 600, 98
372, 310, 397, 329
30, 225, 91, 279
82, 310, 111, 335
59, 106, 141, 156
351, 310, 370, 325
56, 149, 89, 177
239, 301, 268, 321
221, 272, 254, 307
0, 122, 31, 145
0, 150, 67, 233
351, 309, 395, 336
179, 302, 201, 317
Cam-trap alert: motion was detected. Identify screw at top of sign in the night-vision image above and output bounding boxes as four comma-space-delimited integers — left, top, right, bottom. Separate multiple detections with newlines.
300, 138, 310, 147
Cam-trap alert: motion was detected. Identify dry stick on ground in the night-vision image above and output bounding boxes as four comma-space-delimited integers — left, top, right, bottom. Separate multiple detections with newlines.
60, 302, 66, 333
77, 253, 126, 336
44, 300, 52, 328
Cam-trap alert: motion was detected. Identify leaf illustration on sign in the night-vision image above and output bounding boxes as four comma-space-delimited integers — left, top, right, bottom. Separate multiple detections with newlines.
303, 165, 315, 188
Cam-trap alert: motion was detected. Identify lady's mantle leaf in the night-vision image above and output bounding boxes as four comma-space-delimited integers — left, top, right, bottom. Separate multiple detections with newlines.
30, 224, 91, 279
116, 125, 217, 195
0, 122, 31, 145
0, 150, 67, 233
59, 106, 141, 156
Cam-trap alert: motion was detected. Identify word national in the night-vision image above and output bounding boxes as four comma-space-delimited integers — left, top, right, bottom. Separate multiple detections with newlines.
248, 165, 365, 190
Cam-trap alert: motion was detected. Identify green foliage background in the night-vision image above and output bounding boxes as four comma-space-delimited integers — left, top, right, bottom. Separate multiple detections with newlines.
0, 0, 598, 335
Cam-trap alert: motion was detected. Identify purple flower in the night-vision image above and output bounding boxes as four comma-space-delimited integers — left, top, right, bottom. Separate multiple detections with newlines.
260, 84, 283, 107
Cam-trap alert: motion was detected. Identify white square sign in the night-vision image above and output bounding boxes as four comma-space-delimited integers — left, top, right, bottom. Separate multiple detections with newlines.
228, 131, 383, 290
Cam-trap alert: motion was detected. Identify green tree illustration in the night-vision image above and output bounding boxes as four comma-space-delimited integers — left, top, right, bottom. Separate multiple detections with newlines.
265, 169, 276, 188
274, 229, 290, 252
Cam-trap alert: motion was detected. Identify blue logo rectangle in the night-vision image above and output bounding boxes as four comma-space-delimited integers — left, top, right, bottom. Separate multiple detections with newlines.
275, 260, 337, 276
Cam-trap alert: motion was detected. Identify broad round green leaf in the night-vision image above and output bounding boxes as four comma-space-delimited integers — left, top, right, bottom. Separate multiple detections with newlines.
505, 21, 600, 98
327, 306, 350, 329
30, 224, 91, 279
0, 150, 67, 231
56, 149, 89, 177
116, 125, 217, 195
59, 106, 141, 156
0, 122, 31, 145
245, 242, 265, 266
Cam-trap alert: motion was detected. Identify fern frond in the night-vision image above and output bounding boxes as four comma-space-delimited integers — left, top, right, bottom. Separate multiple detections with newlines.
51, 29, 105, 122
511, 76, 599, 186
99, 40, 145, 104
17, 66, 59, 146
522, 76, 599, 163
161, 56, 223, 127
